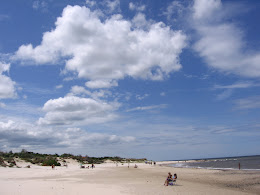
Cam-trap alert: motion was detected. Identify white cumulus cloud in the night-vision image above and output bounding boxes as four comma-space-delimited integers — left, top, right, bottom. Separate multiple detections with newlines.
0, 62, 16, 99
68, 85, 112, 100
38, 96, 119, 125
192, 0, 260, 78
15, 5, 187, 88
85, 0, 96, 7
86, 80, 118, 89
129, 2, 146, 12
105, 0, 120, 13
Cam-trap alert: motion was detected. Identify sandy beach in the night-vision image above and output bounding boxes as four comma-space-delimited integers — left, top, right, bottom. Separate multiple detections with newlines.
0, 160, 260, 195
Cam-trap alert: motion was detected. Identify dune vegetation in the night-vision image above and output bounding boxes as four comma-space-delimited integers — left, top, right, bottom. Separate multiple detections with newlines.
0, 149, 147, 167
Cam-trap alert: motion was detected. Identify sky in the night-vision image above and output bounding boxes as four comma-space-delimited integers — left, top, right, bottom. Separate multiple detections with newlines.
0, 0, 260, 161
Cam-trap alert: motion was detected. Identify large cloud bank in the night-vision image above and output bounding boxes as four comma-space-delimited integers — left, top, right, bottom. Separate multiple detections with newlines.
0, 120, 135, 150
15, 5, 187, 88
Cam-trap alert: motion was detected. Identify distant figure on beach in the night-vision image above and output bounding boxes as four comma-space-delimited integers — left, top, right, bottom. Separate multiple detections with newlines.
134, 164, 138, 168
164, 172, 173, 186
154, 161, 156, 166
91, 164, 95, 169
52, 164, 55, 169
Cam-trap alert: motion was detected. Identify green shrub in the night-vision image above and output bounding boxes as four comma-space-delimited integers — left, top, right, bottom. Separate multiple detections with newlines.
42, 158, 61, 166
0, 157, 7, 167
8, 163, 15, 167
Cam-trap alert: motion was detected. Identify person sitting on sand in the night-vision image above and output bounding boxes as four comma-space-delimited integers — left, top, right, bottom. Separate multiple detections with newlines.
173, 173, 177, 182
164, 172, 173, 186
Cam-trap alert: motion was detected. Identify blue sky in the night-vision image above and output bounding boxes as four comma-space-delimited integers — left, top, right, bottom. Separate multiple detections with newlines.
0, 0, 260, 161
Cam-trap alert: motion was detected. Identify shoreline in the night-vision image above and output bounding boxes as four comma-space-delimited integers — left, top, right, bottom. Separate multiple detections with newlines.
1, 160, 259, 194
159, 157, 260, 172
162, 163, 260, 171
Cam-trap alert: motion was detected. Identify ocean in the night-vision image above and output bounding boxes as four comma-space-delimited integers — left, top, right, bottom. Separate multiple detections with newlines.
169, 155, 260, 171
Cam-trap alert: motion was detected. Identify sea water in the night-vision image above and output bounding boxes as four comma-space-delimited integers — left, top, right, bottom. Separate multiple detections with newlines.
169, 155, 260, 170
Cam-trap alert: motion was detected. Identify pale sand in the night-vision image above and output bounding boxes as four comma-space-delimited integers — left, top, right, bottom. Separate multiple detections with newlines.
0, 160, 260, 195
